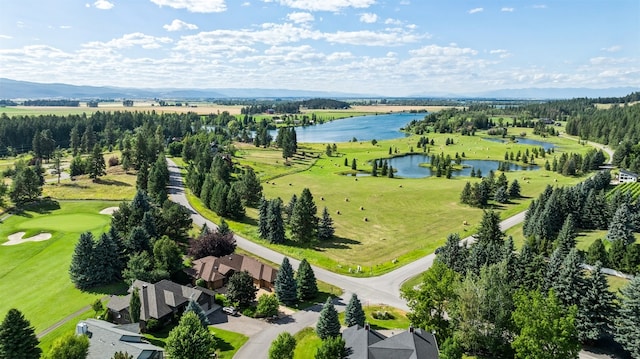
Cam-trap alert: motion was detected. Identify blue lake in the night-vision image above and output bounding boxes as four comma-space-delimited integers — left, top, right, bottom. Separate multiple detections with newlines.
483, 137, 555, 150
272, 112, 424, 143
384, 154, 540, 178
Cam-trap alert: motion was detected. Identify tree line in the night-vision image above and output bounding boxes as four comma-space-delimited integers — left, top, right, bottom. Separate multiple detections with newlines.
403, 209, 640, 359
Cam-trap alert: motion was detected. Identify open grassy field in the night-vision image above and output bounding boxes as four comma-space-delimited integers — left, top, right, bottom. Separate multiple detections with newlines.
293, 327, 323, 359
0, 200, 125, 333
186, 127, 593, 276
338, 304, 409, 330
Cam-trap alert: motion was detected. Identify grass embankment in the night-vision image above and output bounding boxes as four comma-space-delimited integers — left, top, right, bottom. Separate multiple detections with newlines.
0, 200, 126, 334
293, 327, 323, 359
184, 127, 592, 276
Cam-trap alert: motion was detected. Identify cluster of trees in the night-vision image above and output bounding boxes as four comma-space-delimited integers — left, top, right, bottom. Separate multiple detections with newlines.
7, 161, 42, 205
70, 190, 192, 289
258, 188, 335, 244
611, 140, 640, 173
403, 209, 640, 359
274, 257, 318, 305
275, 127, 297, 160
544, 150, 606, 176
240, 99, 349, 116
406, 108, 493, 135
23, 99, 80, 107
0, 111, 195, 157
522, 170, 640, 273
460, 172, 521, 207
188, 223, 236, 260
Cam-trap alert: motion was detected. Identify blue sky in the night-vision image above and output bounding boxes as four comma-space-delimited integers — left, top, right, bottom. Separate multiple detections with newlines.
1, 0, 638, 96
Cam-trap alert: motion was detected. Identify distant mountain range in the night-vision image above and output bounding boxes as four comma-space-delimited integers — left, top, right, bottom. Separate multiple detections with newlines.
0, 78, 370, 100
1, 78, 638, 100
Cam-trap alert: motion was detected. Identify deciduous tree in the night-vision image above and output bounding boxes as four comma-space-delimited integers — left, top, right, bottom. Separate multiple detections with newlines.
269, 332, 296, 359
165, 312, 216, 359
226, 271, 257, 308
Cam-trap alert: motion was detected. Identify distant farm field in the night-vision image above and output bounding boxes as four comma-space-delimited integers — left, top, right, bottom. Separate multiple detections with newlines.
0, 200, 123, 334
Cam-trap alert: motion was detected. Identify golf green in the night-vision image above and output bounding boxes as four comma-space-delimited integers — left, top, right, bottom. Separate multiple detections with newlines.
17, 213, 109, 233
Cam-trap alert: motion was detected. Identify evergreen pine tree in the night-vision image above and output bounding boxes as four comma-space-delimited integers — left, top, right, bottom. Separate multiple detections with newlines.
608, 239, 628, 271
275, 257, 297, 305
267, 199, 285, 244
69, 232, 97, 289
210, 182, 230, 216
284, 194, 297, 224
225, 184, 246, 219
556, 214, 577, 256
544, 248, 565, 293
606, 204, 635, 245
130, 287, 141, 323
577, 262, 617, 344
296, 258, 318, 301
258, 197, 269, 239
184, 299, 210, 328
554, 248, 586, 308
615, 276, 640, 358
586, 238, 609, 267
0, 309, 41, 359
316, 297, 341, 340
239, 167, 263, 206
460, 182, 472, 204
218, 219, 231, 235
317, 207, 335, 241
124, 226, 150, 255
88, 144, 106, 181
494, 185, 508, 203
388, 165, 394, 178
290, 188, 318, 242
436, 233, 467, 274
508, 179, 521, 198
344, 293, 365, 327
93, 232, 122, 285
372, 160, 378, 176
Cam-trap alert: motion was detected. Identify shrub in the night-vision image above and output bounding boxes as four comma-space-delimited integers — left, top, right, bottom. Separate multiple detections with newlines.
108, 156, 120, 167
145, 318, 161, 333
242, 307, 256, 317
372, 311, 394, 320
195, 278, 207, 288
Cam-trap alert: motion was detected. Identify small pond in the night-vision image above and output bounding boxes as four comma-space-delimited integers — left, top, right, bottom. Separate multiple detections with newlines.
384, 154, 540, 178
483, 137, 555, 150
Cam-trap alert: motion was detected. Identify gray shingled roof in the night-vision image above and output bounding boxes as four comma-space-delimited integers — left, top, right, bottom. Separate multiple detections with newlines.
82, 319, 163, 359
343, 325, 439, 359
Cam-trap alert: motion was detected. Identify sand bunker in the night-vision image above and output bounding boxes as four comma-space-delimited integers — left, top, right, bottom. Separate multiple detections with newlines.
99, 207, 120, 215
4, 232, 52, 246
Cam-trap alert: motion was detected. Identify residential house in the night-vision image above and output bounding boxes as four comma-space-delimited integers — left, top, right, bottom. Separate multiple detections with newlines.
187, 253, 277, 290
619, 169, 639, 183
342, 324, 440, 359
107, 279, 218, 329
77, 319, 164, 359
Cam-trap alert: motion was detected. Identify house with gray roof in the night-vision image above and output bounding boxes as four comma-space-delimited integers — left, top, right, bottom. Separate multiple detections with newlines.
107, 279, 218, 329
77, 319, 163, 359
342, 324, 440, 359
619, 169, 639, 183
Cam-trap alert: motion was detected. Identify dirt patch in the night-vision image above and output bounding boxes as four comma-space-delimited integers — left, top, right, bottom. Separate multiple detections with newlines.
99, 207, 120, 215
3, 232, 52, 246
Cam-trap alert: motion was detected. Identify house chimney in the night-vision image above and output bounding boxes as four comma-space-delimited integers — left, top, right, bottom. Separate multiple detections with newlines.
409, 324, 414, 333
364, 322, 369, 331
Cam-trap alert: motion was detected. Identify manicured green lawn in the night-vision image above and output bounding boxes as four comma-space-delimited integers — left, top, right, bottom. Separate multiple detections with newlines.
144, 324, 248, 359
0, 200, 123, 333
185, 127, 591, 276
339, 304, 410, 330
38, 308, 97, 354
293, 327, 322, 359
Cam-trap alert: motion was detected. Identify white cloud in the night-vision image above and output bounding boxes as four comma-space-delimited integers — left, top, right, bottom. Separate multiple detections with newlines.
468, 7, 483, 14
384, 18, 402, 25
601, 45, 622, 53
59, 25, 72, 29
324, 29, 423, 46
242, 1, 250, 5
410, 44, 478, 57
94, 0, 114, 10
532, 4, 547, 9
83, 32, 173, 50
287, 12, 315, 23
490, 49, 511, 58
359, 13, 378, 23
0, 35, 13, 39
399, 0, 410, 5
85, 3, 91, 7
501, 7, 514, 12
150, 0, 226, 13
266, 0, 376, 12
163, 19, 198, 31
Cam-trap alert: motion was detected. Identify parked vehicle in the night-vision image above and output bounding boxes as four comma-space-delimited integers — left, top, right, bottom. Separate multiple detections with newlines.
222, 306, 238, 316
